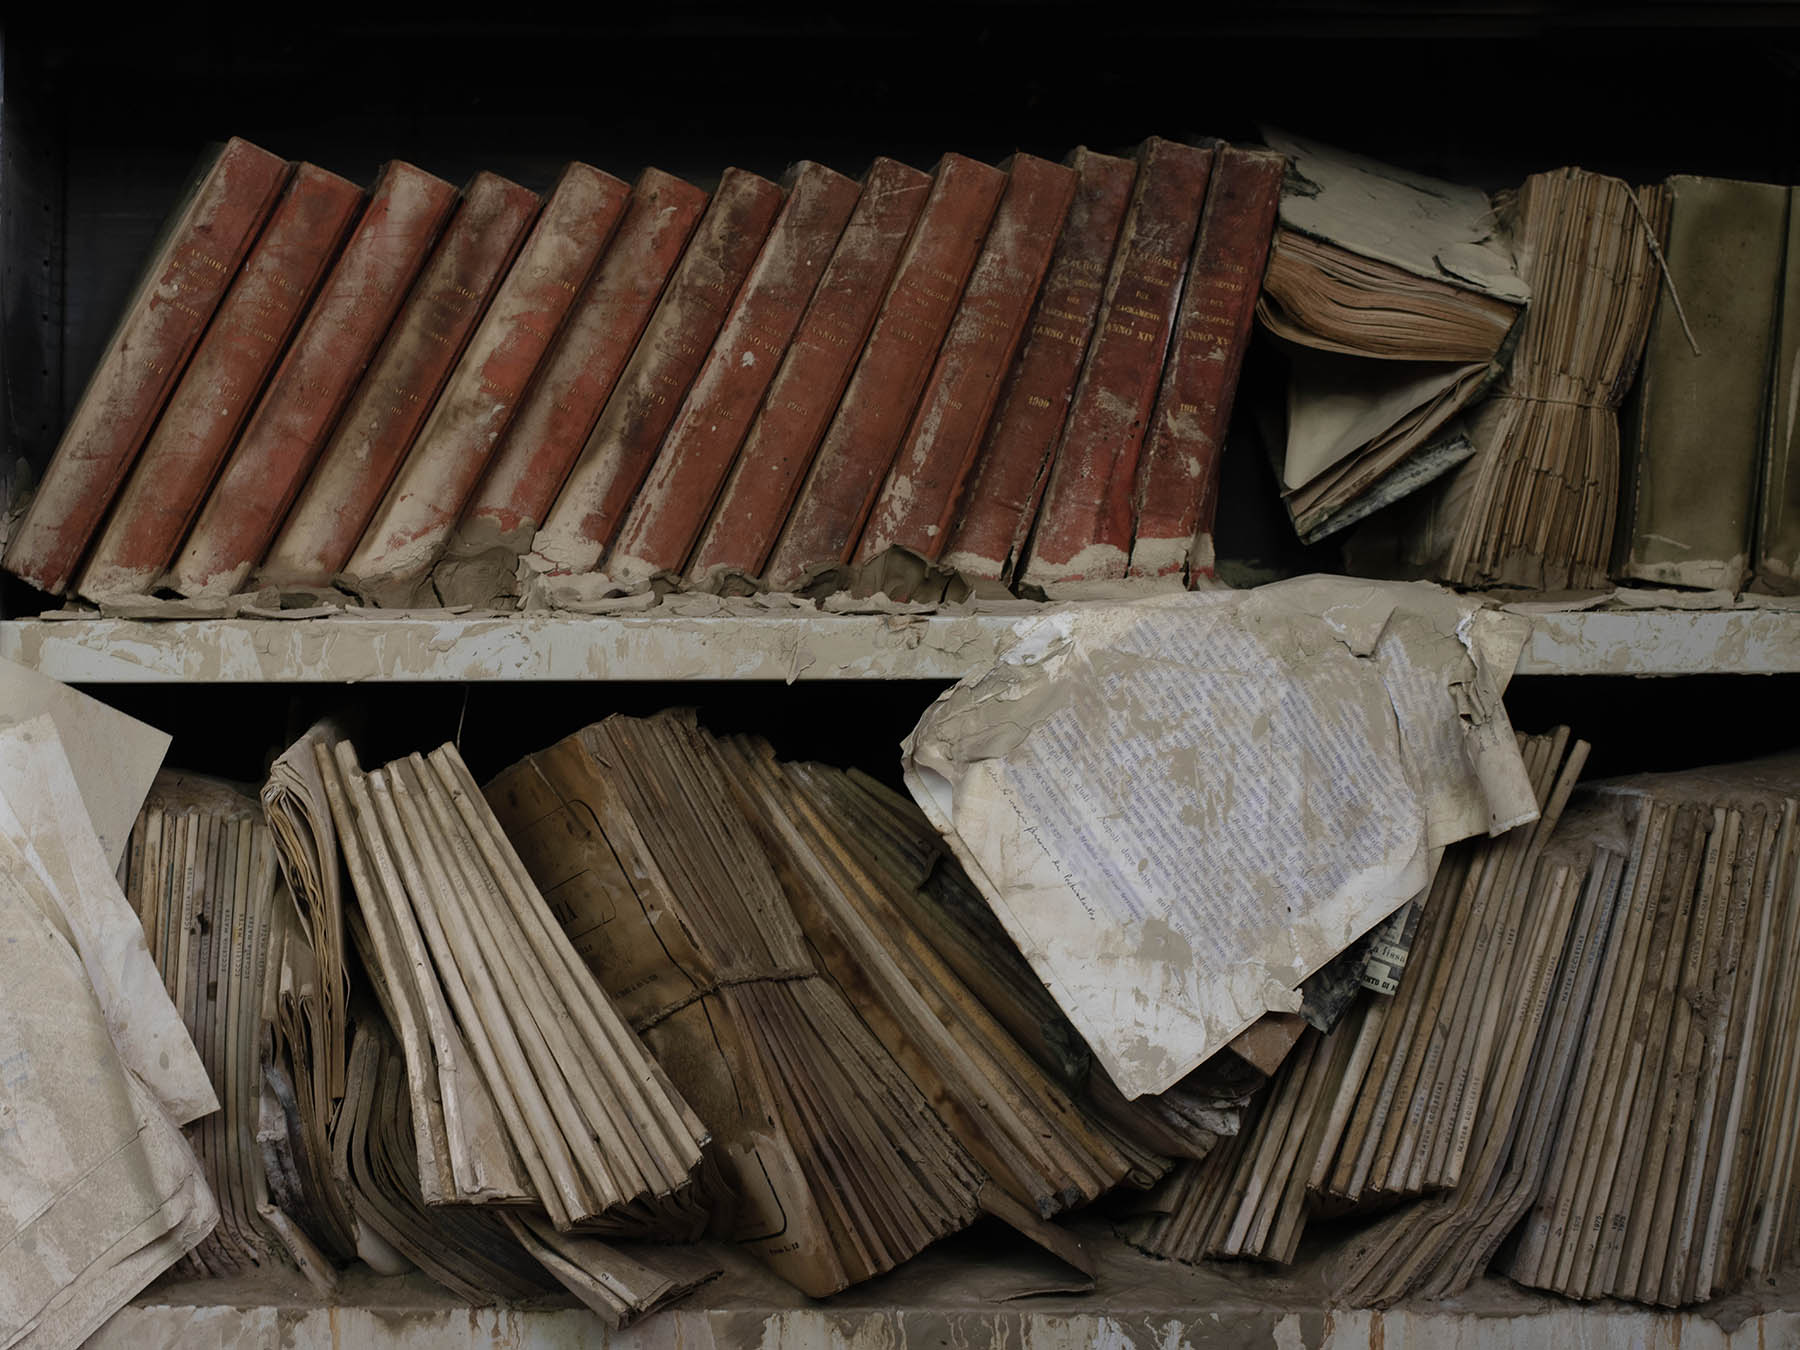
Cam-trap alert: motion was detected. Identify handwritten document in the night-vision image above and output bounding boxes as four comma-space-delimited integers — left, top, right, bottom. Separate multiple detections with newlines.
903, 577, 1534, 1099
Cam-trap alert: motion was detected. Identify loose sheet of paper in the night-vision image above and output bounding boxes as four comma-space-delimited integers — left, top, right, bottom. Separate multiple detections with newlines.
0, 718, 214, 1350
0, 653, 170, 869
0, 717, 215, 1125
903, 578, 1533, 1099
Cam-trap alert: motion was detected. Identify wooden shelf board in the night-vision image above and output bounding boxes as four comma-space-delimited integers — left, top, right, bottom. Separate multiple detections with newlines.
0, 607, 1793, 682
92, 1222, 1800, 1349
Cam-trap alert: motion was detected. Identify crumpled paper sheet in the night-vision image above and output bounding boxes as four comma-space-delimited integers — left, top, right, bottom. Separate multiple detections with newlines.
0, 718, 215, 1350
902, 576, 1535, 1099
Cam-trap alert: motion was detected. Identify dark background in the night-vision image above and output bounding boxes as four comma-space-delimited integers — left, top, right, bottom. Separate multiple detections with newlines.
4, 3, 1798, 777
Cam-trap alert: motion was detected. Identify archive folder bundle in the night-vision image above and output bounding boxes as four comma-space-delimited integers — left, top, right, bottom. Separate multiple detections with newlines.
125, 770, 342, 1284
1370, 167, 1800, 597
313, 734, 710, 1230
1374, 169, 1671, 590
486, 712, 1022, 1294
1120, 740, 1800, 1310
113, 723, 727, 1328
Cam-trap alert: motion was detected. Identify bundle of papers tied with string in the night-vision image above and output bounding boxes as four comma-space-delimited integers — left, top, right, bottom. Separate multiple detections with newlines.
902, 577, 1536, 1100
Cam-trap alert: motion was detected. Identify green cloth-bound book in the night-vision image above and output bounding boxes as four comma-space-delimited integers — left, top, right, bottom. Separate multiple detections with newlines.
1616, 174, 1789, 592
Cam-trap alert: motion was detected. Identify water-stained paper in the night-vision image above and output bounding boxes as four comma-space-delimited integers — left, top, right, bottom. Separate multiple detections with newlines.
903, 577, 1533, 1098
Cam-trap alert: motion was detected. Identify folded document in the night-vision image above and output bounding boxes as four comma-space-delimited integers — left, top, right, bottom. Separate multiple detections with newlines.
903, 577, 1535, 1099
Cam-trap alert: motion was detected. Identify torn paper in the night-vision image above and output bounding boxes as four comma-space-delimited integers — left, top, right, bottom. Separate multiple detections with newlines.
0, 654, 169, 869
902, 576, 1533, 1099
0, 717, 215, 1126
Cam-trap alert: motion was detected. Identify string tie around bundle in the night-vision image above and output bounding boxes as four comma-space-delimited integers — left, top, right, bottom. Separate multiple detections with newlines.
1626, 183, 1700, 356
1487, 390, 1616, 412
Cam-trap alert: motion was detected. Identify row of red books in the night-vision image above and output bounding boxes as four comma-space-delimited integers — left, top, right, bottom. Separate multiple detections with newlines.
3, 134, 1283, 609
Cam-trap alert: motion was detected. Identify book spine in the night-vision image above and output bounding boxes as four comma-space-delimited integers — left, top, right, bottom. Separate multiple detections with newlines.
167, 162, 459, 598
446, 169, 706, 558
1020, 137, 1215, 591
1128, 144, 1283, 582
853, 153, 1077, 569
529, 168, 787, 575
605, 162, 863, 584
73, 165, 366, 601
256, 173, 541, 589
338, 163, 631, 605
939, 149, 1137, 583
1755, 185, 1800, 594
3, 138, 291, 594
762, 154, 1007, 590
684, 158, 931, 589
1615, 175, 1789, 591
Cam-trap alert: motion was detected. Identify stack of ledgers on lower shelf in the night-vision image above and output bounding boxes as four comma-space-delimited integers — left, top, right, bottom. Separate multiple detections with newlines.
121, 738, 724, 1328
101, 710, 1272, 1318
484, 710, 1265, 1291
125, 772, 343, 1286
2, 130, 1285, 613
1124, 733, 1800, 1309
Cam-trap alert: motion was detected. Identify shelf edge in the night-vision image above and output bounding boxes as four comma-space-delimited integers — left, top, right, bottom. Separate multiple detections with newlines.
0, 608, 1794, 682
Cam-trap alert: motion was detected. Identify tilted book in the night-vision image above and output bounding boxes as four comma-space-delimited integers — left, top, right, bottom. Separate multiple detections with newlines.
76, 164, 366, 601
940, 148, 1136, 585
340, 163, 631, 605
4, 138, 290, 594
434, 168, 707, 606
853, 153, 1077, 583
1129, 144, 1283, 583
257, 173, 541, 590
1020, 137, 1214, 591
168, 162, 459, 598
762, 154, 1006, 591
684, 157, 931, 590
607, 162, 862, 584
528, 169, 786, 576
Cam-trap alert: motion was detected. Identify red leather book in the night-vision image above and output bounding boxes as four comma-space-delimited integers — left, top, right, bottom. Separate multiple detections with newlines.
74, 165, 366, 601
1129, 144, 1284, 582
853, 153, 1077, 572
256, 173, 541, 589
605, 162, 862, 584
761, 154, 1007, 591
529, 168, 786, 575
939, 149, 1136, 584
338, 163, 631, 605
441, 169, 706, 580
1019, 138, 1214, 591
3, 137, 290, 595
167, 162, 459, 598
684, 157, 931, 589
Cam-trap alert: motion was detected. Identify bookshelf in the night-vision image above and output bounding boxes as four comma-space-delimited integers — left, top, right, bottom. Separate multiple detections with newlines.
8, 7, 1800, 1342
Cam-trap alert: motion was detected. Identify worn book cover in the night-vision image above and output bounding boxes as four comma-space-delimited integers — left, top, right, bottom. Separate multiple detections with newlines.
1616, 175, 1789, 591
169, 162, 459, 598
4, 138, 290, 595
